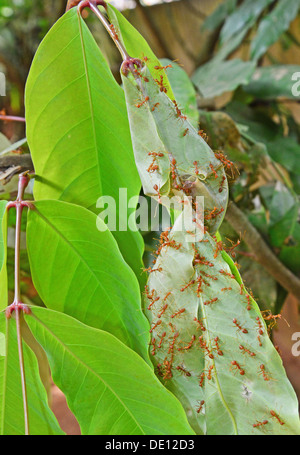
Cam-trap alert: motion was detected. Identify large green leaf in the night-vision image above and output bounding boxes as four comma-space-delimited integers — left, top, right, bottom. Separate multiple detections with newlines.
0, 312, 63, 435
0, 201, 7, 311
243, 65, 300, 99
122, 65, 228, 234
25, 306, 195, 435
192, 59, 256, 99
145, 209, 300, 435
250, 0, 300, 61
26, 200, 150, 361
25, 8, 144, 281
220, 0, 274, 44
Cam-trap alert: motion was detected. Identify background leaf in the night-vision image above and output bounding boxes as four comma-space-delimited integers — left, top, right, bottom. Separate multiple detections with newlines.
220, 0, 274, 45
192, 59, 256, 99
243, 65, 300, 99
250, 0, 300, 60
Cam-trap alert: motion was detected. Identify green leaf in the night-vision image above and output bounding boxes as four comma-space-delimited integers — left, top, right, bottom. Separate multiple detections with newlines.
0, 201, 7, 311
25, 8, 144, 282
192, 59, 256, 99
202, 0, 237, 31
225, 101, 280, 144
25, 306, 195, 435
220, 0, 274, 45
250, 0, 300, 61
26, 200, 150, 361
121, 66, 228, 234
0, 312, 63, 435
267, 136, 300, 174
243, 65, 300, 99
106, 3, 174, 99
145, 209, 300, 435
159, 58, 199, 128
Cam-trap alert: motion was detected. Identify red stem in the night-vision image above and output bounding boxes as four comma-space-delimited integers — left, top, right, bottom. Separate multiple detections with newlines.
0, 115, 25, 123
6, 173, 32, 435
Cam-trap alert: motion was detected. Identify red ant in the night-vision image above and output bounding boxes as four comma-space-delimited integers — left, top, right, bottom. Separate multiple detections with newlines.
150, 338, 156, 355
150, 320, 162, 333
155, 75, 168, 93
203, 297, 218, 306
213, 337, 223, 356
204, 207, 224, 221
233, 318, 248, 334
199, 372, 205, 387
193, 160, 200, 175
230, 360, 245, 376
253, 420, 268, 428
153, 184, 162, 202
157, 303, 168, 318
183, 128, 189, 137
256, 317, 264, 335
194, 317, 206, 332
245, 295, 252, 311
158, 331, 166, 349
225, 237, 241, 258
209, 163, 218, 179
176, 365, 191, 377
168, 332, 179, 354
151, 102, 160, 112
180, 279, 195, 292
163, 291, 172, 301
239, 344, 256, 357
258, 364, 273, 381
171, 308, 185, 318
207, 365, 214, 380
172, 100, 187, 120
257, 335, 262, 347
270, 410, 284, 425
162, 358, 173, 380
198, 129, 208, 141
219, 269, 235, 279
261, 310, 289, 333
199, 271, 218, 281
221, 287, 232, 292
109, 23, 119, 41
135, 95, 149, 108
154, 64, 172, 70
144, 266, 162, 273
178, 335, 196, 351
196, 400, 205, 414
219, 175, 226, 193
199, 336, 214, 359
